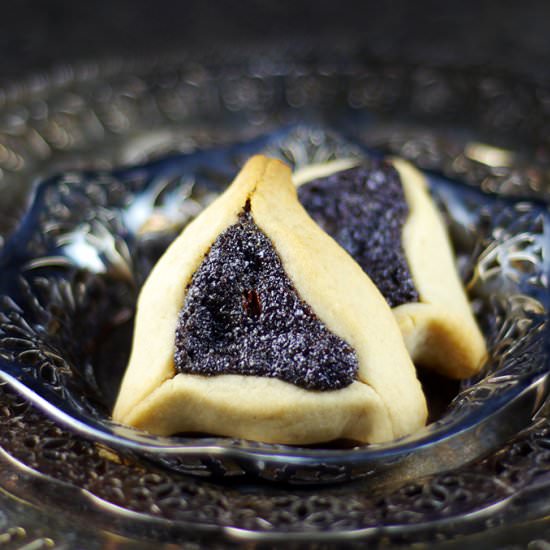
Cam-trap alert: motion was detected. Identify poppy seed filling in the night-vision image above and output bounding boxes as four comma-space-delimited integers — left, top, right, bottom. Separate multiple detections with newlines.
174, 210, 359, 391
298, 161, 419, 308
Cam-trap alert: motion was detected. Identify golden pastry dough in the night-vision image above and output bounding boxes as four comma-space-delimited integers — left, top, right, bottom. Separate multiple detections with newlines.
113, 156, 427, 444
295, 158, 487, 379
392, 158, 486, 378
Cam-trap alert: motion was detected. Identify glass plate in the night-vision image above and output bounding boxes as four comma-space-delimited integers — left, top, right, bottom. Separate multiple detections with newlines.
0, 54, 549, 545
0, 123, 549, 485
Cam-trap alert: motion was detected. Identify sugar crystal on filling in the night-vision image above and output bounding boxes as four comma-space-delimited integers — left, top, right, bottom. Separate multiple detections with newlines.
174, 211, 358, 390
298, 161, 419, 307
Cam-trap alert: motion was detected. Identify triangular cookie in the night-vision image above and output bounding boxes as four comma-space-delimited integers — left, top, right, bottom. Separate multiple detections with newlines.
296, 157, 487, 379
113, 156, 427, 444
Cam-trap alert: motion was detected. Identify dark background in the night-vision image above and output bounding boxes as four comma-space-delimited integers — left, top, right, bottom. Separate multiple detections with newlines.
1, 0, 550, 81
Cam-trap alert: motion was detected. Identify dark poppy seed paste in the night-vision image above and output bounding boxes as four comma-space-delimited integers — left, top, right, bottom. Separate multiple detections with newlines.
298, 162, 419, 308
174, 211, 358, 391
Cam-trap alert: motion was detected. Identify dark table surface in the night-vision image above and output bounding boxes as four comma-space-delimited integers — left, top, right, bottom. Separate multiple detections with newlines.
2, 0, 550, 82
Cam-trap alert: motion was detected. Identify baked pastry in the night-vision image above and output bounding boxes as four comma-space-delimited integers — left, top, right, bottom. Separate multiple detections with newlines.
113, 155, 427, 444
296, 157, 487, 379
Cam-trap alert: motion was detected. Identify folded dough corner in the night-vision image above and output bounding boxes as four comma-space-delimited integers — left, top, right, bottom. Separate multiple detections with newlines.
113, 155, 427, 444
296, 157, 487, 379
